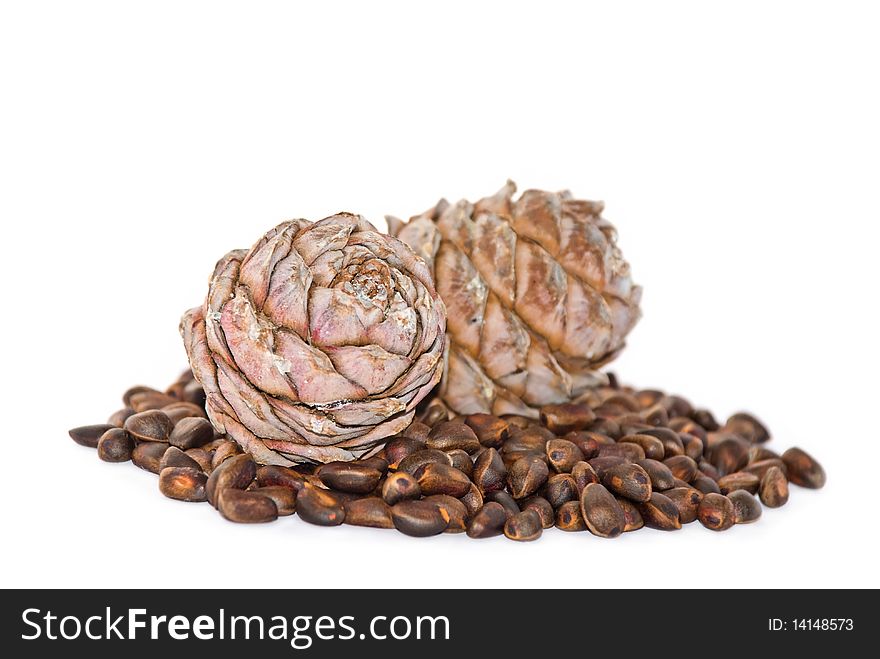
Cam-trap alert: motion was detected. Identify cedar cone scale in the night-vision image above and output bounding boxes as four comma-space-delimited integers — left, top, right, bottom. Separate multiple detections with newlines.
387, 181, 641, 419
181, 213, 446, 465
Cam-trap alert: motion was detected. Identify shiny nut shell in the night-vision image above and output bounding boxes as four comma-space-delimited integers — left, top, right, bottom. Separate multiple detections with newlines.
459, 484, 484, 519
555, 500, 587, 532
637, 492, 682, 530
255, 465, 308, 492
543, 473, 579, 508
601, 463, 652, 503
507, 455, 550, 499
635, 459, 676, 491
97, 428, 134, 462
663, 455, 699, 483
397, 449, 452, 476
159, 446, 203, 471
473, 448, 507, 496
446, 449, 474, 478
663, 487, 703, 524
692, 474, 721, 495
217, 489, 278, 523
426, 421, 481, 453
425, 495, 469, 533
123, 410, 174, 442
759, 466, 790, 508
69, 424, 116, 449
717, 472, 760, 495
206, 454, 256, 506
571, 461, 600, 493
539, 403, 596, 434
619, 434, 665, 461
384, 437, 425, 469
381, 472, 421, 505
564, 432, 602, 459
579, 483, 626, 539
317, 462, 383, 494
391, 500, 447, 537
545, 438, 585, 473
250, 486, 297, 516
520, 496, 555, 529
697, 493, 736, 531
465, 414, 509, 448
618, 498, 644, 532
131, 442, 169, 474
504, 510, 543, 542
466, 502, 508, 539
781, 447, 826, 489
296, 486, 346, 526
343, 497, 394, 529
728, 490, 763, 524
416, 463, 472, 498
159, 467, 208, 502
169, 417, 214, 450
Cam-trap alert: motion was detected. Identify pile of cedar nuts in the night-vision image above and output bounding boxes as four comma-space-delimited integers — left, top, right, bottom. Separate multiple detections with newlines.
68, 370, 826, 541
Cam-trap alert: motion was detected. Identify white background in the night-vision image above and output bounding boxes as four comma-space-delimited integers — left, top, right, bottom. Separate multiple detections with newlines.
2, 1, 878, 589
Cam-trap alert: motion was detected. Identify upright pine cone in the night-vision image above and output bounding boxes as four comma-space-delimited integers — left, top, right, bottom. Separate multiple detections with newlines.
387, 181, 640, 418
181, 213, 446, 465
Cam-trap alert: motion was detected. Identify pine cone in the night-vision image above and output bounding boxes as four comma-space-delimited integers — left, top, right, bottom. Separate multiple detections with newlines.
181, 213, 446, 465
387, 181, 640, 418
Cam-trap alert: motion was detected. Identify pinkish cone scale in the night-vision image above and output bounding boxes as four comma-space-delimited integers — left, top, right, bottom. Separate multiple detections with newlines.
181, 213, 446, 465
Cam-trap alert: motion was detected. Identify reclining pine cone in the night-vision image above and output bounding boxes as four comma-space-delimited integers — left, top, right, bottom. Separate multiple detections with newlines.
181, 214, 446, 465
387, 181, 641, 418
